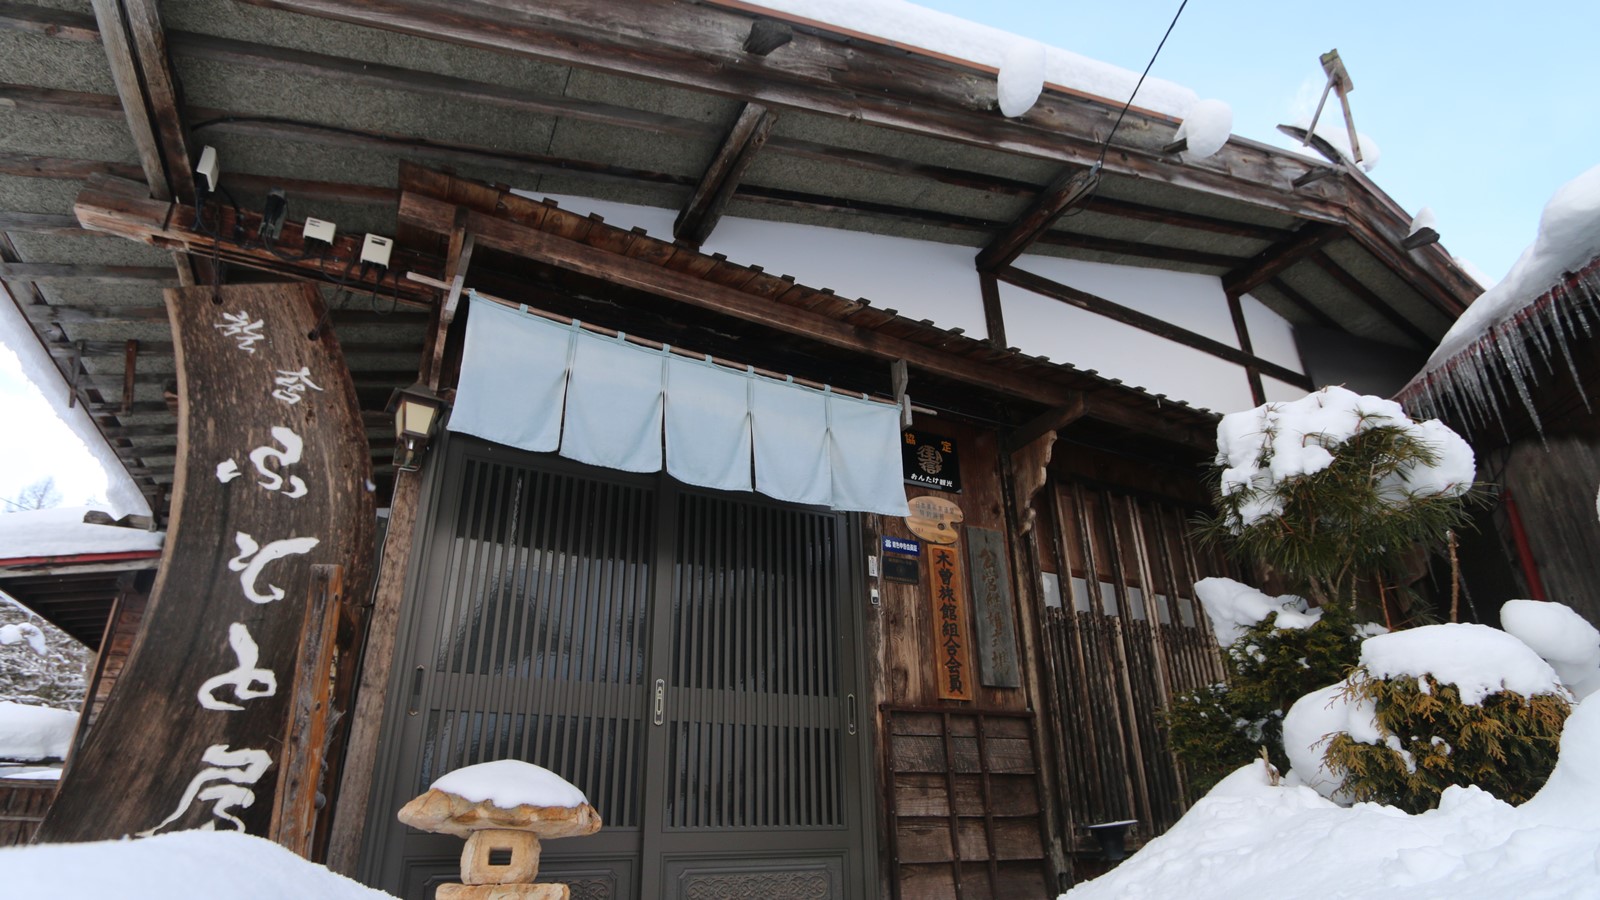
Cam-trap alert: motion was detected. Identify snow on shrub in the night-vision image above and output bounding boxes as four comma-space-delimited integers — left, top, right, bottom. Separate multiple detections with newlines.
1199, 386, 1477, 610
1500, 599, 1600, 699
1301, 624, 1571, 813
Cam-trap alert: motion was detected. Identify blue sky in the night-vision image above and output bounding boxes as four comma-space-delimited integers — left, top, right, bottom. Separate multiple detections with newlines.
918, 0, 1600, 284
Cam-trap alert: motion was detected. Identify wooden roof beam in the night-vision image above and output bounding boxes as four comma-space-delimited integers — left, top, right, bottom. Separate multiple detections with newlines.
1307, 251, 1434, 349
0, 212, 84, 235
674, 102, 776, 247
1221, 223, 1339, 298
976, 165, 1099, 271
1266, 277, 1341, 331
994, 264, 1313, 390
397, 190, 1079, 408
0, 262, 178, 284
237, 0, 1348, 223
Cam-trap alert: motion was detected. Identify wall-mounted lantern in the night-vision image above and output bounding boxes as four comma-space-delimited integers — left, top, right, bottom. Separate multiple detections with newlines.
386, 382, 445, 471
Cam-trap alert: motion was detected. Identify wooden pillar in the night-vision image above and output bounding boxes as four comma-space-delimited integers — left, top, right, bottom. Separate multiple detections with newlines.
325, 465, 424, 875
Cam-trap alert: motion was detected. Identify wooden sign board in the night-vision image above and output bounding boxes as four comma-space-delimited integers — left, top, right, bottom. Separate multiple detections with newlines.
906, 494, 963, 545
966, 527, 1021, 688
39, 284, 374, 843
928, 540, 974, 702
903, 430, 961, 492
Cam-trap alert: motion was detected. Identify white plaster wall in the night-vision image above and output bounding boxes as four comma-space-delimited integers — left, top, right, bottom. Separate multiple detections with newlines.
527, 191, 1304, 413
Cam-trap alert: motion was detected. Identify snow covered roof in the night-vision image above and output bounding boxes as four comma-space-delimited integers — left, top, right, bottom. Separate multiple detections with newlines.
734, 0, 1199, 119
1398, 164, 1600, 436
0, 506, 163, 565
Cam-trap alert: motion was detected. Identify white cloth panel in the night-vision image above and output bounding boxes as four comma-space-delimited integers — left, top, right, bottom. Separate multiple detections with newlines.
827, 394, 910, 515
449, 296, 572, 452
664, 356, 753, 493
750, 378, 833, 507
560, 329, 665, 473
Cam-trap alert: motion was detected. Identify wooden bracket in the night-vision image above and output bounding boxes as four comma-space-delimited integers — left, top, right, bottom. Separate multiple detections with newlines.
743, 19, 793, 56
426, 207, 475, 391
890, 358, 911, 430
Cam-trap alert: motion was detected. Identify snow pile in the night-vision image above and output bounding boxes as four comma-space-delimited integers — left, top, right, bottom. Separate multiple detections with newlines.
0, 505, 163, 560
1359, 623, 1567, 705
0, 700, 77, 761
748, 0, 1199, 117
432, 759, 588, 809
1214, 386, 1475, 528
1500, 600, 1600, 699
0, 830, 397, 899
1281, 683, 1372, 800
1, 621, 45, 655
1172, 99, 1233, 161
996, 39, 1045, 117
1194, 577, 1320, 647
1291, 112, 1381, 172
1409, 206, 1437, 237
1067, 695, 1600, 899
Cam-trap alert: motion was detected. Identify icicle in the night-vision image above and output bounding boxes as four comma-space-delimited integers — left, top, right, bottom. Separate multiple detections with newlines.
1526, 305, 1554, 376
1548, 290, 1591, 413
1470, 346, 1510, 442
1493, 327, 1544, 440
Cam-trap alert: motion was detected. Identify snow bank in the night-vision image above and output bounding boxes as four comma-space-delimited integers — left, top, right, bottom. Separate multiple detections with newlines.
1173, 99, 1233, 161
0, 701, 77, 761
1500, 600, 1600, 699
1214, 387, 1475, 528
1, 621, 45, 655
1065, 698, 1600, 899
0, 505, 163, 560
0, 830, 397, 899
747, 0, 1199, 117
1193, 576, 1320, 647
1419, 163, 1600, 371
1360, 623, 1567, 706
432, 759, 587, 809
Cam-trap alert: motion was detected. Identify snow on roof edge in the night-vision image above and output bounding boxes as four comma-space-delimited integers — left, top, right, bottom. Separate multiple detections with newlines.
711, 0, 1199, 120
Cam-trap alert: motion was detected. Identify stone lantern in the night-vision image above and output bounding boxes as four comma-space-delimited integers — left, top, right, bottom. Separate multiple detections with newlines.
398, 760, 602, 899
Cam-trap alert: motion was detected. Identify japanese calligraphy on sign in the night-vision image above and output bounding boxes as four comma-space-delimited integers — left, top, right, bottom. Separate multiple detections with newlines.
902, 430, 962, 492
928, 539, 974, 702
966, 527, 1021, 688
36, 283, 374, 844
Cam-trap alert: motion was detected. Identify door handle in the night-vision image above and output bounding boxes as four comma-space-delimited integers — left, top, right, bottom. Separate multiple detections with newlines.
846, 693, 857, 736
653, 679, 666, 726
407, 665, 425, 716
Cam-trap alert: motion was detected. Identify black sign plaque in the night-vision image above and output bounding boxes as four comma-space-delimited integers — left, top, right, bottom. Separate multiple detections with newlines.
883, 555, 921, 584
902, 430, 961, 493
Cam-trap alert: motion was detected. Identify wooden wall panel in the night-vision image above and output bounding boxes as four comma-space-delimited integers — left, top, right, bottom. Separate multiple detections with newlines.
1502, 435, 1600, 622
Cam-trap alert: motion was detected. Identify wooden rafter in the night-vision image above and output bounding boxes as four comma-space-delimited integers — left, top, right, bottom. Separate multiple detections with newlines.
979, 271, 1006, 349
674, 102, 776, 246
237, 0, 1349, 223
976, 166, 1099, 271
0, 262, 178, 283
994, 264, 1313, 390
1308, 251, 1434, 348
1225, 292, 1266, 404
1220, 223, 1338, 298
0, 212, 83, 235
1267, 277, 1340, 330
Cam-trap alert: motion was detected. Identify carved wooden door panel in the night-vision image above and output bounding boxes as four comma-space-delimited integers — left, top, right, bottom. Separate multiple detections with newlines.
365, 437, 870, 899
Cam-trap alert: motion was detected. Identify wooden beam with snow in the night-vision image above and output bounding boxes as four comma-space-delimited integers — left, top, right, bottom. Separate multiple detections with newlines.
674, 102, 776, 247
976, 166, 1099, 272
236, 0, 1349, 223
995, 264, 1314, 390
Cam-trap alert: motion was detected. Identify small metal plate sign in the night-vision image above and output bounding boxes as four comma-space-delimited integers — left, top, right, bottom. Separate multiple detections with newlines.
902, 430, 961, 492
882, 536, 921, 557
883, 555, 921, 584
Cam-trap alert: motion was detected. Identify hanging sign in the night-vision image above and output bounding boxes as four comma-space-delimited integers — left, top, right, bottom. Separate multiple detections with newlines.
929, 540, 974, 701
38, 283, 374, 843
966, 527, 1021, 688
906, 494, 963, 544
902, 430, 961, 492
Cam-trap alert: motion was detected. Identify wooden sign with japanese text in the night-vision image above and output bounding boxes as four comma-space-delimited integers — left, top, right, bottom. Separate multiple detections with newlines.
966, 527, 1021, 688
38, 283, 374, 843
928, 540, 974, 702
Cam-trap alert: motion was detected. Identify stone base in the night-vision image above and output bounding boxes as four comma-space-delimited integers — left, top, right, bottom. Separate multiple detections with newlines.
436, 884, 568, 900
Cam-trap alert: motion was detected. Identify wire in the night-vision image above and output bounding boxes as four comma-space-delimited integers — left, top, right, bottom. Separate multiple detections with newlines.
1095, 0, 1190, 169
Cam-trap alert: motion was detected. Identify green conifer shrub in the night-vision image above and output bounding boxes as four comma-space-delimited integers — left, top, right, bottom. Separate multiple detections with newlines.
1322, 672, 1569, 813
1168, 604, 1362, 798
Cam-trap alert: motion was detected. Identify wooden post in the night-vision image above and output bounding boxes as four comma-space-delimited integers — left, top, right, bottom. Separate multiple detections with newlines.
270, 563, 344, 856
